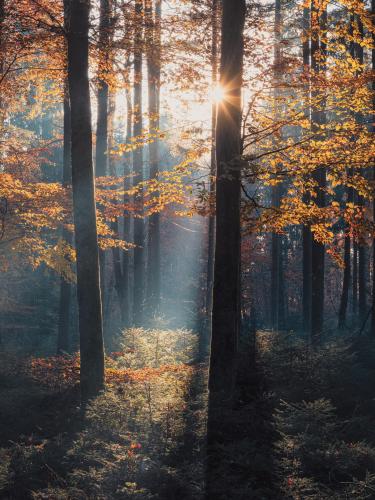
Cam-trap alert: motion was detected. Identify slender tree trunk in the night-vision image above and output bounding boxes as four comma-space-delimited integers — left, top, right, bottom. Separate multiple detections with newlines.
356, 15, 367, 323
96, 0, 110, 324
302, 4, 312, 333
310, 3, 326, 344
353, 240, 358, 317
96, 0, 110, 179
0, 0, 5, 125
146, 0, 162, 315
57, 79, 72, 354
279, 233, 286, 328
57, 1, 72, 354
359, 244, 367, 321
338, 161, 354, 328
206, 0, 219, 323
371, 0, 375, 335
338, 218, 351, 329
121, 88, 133, 326
67, 0, 105, 402
271, 0, 283, 332
133, 0, 145, 326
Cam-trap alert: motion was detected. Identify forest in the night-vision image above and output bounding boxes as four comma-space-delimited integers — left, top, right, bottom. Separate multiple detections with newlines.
0, 0, 374, 498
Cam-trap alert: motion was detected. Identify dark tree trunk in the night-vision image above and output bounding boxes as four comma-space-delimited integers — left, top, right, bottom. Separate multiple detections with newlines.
271, 0, 283, 332
310, 4, 326, 344
205, 0, 219, 322
271, 194, 281, 330
146, 0, 162, 315
57, 78, 72, 354
133, 0, 145, 326
353, 240, 358, 318
371, 0, 375, 335
202, 0, 219, 361
95, 0, 110, 323
95, 0, 110, 179
206, 1, 246, 495
356, 15, 367, 324
338, 228, 351, 329
121, 88, 133, 326
67, 0, 105, 402
302, 4, 312, 333
359, 245, 367, 321
279, 234, 286, 328
208, 0, 245, 408
338, 172, 353, 329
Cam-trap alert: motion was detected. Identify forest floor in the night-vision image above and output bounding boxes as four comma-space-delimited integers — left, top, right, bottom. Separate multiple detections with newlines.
1, 329, 375, 499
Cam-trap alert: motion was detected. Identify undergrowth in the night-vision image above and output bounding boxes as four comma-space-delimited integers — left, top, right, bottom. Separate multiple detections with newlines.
1, 329, 375, 499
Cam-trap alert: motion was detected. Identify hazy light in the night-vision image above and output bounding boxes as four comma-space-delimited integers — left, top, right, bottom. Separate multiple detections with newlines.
212, 84, 225, 103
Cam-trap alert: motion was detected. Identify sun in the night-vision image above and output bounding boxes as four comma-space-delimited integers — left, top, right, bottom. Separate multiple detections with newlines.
212, 84, 225, 103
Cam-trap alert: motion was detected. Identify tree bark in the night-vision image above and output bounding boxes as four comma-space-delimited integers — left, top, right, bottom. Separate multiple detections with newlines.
271, 0, 283, 332
121, 88, 133, 326
206, 1, 246, 495
302, 4, 312, 333
208, 0, 245, 405
353, 240, 358, 318
57, 1, 72, 354
338, 214, 351, 329
146, 0, 162, 315
95, 0, 111, 326
133, 0, 145, 326
67, 0, 105, 402
356, 15, 367, 324
205, 0, 219, 321
202, 0, 219, 360
371, 0, 375, 335
57, 78, 72, 354
310, 3, 326, 344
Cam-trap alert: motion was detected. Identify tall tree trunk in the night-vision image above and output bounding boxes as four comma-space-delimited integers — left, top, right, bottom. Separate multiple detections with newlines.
302, 4, 312, 333
356, 15, 367, 323
202, 0, 219, 361
371, 0, 375, 335
67, 0, 105, 402
353, 240, 358, 317
96, 0, 110, 179
205, 0, 219, 322
206, 1, 246, 495
57, 1, 72, 354
271, 0, 283, 332
133, 0, 145, 326
310, 3, 326, 344
121, 87, 133, 326
338, 219, 351, 329
96, 0, 110, 325
57, 78, 72, 354
146, 0, 162, 315
208, 0, 245, 407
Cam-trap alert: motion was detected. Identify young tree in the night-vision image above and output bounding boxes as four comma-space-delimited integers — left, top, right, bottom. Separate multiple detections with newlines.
67, 0, 105, 401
